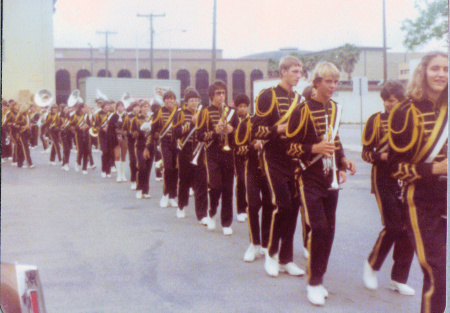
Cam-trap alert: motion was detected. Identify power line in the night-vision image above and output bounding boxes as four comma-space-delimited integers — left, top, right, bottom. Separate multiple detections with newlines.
96, 30, 117, 77
137, 13, 166, 79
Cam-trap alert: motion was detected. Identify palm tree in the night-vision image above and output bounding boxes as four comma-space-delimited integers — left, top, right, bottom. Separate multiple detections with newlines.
337, 44, 360, 80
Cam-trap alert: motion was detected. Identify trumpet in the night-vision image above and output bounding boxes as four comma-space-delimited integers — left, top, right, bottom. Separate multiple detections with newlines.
220, 103, 231, 151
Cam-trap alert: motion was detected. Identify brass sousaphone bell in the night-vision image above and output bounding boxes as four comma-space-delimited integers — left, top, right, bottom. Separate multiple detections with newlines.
34, 88, 54, 107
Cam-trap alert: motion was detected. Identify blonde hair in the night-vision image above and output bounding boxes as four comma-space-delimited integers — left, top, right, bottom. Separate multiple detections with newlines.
279, 55, 303, 75
311, 62, 340, 87
406, 51, 448, 102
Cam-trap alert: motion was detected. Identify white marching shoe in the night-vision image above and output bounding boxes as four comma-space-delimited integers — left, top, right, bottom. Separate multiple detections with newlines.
189, 188, 194, 197
115, 161, 122, 182
143, 193, 151, 199
199, 217, 209, 226
264, 254, 279, 277
169, 198, 178, 208
130, 182, 137, 190
121, 161, 128, 182
111, 166, 117, 173
176, 208, 186, 219
236, 213, 247, 222
363, 260, 378, 290
207, 217, 216, 230
82, 170, 88, 175
279, 262, 305, 276
222, 227, 233, 236
244, 244, 260, 262
136, 190, 142, 199
160, 195, 169, 208
389, 280, 415, 296
101, 172, 106, 178
307, 285, 326, 306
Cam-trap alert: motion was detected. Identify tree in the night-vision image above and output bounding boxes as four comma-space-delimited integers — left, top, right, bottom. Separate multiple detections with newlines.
401, 0, 449, 51
336, 44, 360, 80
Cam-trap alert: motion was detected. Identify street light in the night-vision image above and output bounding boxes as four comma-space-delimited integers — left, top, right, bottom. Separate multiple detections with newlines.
156, 29, 187, 79
87, 43, 93, 74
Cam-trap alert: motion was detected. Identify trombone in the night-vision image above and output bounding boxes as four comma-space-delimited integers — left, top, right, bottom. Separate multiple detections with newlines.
323, 114, 342, 191
220, 103, 231, 151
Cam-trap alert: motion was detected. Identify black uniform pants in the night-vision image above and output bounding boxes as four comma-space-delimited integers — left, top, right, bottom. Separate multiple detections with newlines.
206, 148, 235, 228
136, 145, 153, 195
100, 132, 112, 174
127, 137, 138, 182
406, 183, 446, 313
161, 140, 178, 198
234, 154, 248, 215
61, 130, 73, 166
178, 147, 208, 220
245, 160, 273, 247
299, 175, 338, 286
40, 126, 49, 150
1, 128, 12, 159
49, 129, 61, 162
368, 167, 414, 283
76, 131, 91, 171
263, 153, 300, 264
30, 124, 39, 147
18, 132, 32, 167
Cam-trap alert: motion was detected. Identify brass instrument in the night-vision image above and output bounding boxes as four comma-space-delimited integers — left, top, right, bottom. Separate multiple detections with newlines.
191, 142, 205, 165
34, 88, 53, 107
220, 103, 231, 151
179, 105, 202, 150
323, 114, 342, 191
67, 90, 83, 107
89, 113, 111, 137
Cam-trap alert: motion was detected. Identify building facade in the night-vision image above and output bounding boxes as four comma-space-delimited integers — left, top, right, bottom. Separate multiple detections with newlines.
2, 0, 56, 103
54, 48, 268, 105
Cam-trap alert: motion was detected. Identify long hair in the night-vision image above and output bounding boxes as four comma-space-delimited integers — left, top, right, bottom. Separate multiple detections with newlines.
406, 51, 448, 102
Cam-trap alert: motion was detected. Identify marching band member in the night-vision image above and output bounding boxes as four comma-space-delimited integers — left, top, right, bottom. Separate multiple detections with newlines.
133, 101, 153, 199
39, 106, 51, 153
196, 80, 239, 235
16, 103, 34, 168
286, 62, 356, 306
108, 101, 118, 173
72, 103, 92, 174
124, 102, 140, 189
235, 103, 273, 262
150, 91, 179, 208
43, 104, 62, 165
361, 81, 415, 295
3, 101, 21, 165
2, 100, 14, 163
252, 56, 305, 277
172, 89, 208, 222
60, 105, 73, 171
29, 103, 40, 149
233, 94, 250, 223
388, 51, 448, 313
94, 101, 112, 177
108, 101, 128, 182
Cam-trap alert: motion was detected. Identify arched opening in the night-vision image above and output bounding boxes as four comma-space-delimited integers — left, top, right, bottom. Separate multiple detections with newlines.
76, 69, 91, 89
157, 69, 169, 79
176, 69, 190, 99
232, 69, 245, 100
97, 69, 112, 77
250, 69, 264, 111
215, 69, 227, 84
55, 69, 71, 105
139, 69, 151, 79
195, 69, 209, 106
118, 69, 132, 78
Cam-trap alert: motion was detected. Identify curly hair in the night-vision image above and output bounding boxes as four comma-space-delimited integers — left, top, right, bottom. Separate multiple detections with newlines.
406, 51, 448, 102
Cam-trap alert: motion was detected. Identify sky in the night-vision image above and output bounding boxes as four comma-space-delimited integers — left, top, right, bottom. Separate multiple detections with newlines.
53, 0, 447, 59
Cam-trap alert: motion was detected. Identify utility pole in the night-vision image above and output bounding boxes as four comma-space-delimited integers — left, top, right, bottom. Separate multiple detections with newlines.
382, 0, 387, 83
96, 30, 117, 77
88, 43, 93, 74
211, 0, 217, 83
137, 13, 165, 79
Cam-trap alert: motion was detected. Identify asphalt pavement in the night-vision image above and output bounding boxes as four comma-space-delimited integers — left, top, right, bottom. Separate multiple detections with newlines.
1, 124, 424, 313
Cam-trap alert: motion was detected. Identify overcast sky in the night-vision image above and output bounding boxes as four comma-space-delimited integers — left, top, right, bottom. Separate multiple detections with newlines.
53, 0, 446, 58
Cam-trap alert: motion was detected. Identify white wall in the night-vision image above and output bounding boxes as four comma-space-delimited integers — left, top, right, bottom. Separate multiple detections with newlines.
2, 0, 56, 103
253, 78, 384, 124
